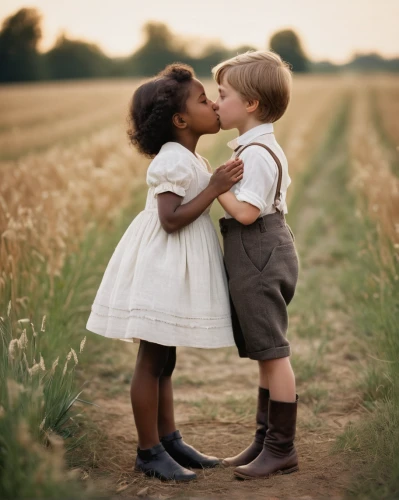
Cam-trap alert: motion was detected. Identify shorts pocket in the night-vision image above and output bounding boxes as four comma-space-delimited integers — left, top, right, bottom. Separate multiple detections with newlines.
262, 243, 299, 305
240, 226, 273, 273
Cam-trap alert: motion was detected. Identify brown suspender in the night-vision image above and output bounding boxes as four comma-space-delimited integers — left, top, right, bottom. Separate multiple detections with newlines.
235, 142, 283, 212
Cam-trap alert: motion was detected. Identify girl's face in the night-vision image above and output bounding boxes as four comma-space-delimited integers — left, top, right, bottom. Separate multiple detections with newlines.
214, 76, 248, 131
179, 79, 220, 135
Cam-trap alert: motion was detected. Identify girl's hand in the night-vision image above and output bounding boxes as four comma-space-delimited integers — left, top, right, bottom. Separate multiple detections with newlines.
157, 159, 243, 234
209, 159, 244, 196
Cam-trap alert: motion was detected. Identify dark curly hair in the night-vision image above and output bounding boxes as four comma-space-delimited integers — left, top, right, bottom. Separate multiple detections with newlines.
127, 63, 196, 158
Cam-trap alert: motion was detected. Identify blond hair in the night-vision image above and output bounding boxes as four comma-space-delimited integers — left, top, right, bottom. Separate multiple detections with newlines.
212, 51, 292, 123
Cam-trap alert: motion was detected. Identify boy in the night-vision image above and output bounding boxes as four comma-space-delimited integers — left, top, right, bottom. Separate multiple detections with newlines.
212, 51, 299, 480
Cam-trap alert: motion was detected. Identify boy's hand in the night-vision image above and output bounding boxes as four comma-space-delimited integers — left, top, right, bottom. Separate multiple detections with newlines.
209, 159, 243, 196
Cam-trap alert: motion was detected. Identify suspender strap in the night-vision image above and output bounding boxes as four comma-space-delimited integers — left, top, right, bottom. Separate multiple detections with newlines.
235, 142, 283, 212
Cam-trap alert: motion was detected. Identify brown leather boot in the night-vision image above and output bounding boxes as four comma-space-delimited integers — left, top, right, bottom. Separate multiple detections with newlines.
222, 387, 270, 467
234, 395, 299, 480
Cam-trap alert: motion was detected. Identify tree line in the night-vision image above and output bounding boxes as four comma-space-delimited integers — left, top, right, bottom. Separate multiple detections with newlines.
0, 8, 398, 83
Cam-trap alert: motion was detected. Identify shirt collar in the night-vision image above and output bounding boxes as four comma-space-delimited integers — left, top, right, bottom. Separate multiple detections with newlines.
227, 123, 274, 150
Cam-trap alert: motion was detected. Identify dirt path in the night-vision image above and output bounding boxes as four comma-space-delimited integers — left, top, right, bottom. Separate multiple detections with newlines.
79, 106, 364, 499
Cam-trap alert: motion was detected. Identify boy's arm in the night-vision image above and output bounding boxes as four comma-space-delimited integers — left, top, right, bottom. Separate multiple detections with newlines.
218, 191, 260, 225
219, 146, 280, 225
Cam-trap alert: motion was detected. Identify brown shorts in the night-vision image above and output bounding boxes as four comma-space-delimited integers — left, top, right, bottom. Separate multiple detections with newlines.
220, 212, 299, 361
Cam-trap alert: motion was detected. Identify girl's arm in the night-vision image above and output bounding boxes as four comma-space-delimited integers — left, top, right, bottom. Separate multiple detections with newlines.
158, 159, 243, 234
217, 192, 260, 225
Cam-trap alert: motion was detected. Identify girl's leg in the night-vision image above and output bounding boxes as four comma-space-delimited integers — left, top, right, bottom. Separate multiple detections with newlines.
130, 340, 170, 449
157, 347, 219, 469
132, 343, 197, 482
158, 347, 177, 437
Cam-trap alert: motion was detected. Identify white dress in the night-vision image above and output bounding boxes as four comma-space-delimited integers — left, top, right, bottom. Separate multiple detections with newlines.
86, 142, 235, 348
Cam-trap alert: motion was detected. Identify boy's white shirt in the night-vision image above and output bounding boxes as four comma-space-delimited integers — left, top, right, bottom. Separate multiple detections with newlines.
225, 123, 291, 218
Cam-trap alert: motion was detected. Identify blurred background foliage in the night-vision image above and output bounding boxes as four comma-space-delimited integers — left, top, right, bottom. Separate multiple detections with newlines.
1, 7, 398, 83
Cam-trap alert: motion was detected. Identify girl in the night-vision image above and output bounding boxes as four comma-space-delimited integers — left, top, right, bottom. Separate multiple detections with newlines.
86, 64, 243, 482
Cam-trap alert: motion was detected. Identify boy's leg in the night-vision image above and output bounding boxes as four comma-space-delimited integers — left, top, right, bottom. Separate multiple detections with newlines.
222, 386, 270, 467
234, 357, 298, 480
259, 357, 296, 402
259, 373, 269, 391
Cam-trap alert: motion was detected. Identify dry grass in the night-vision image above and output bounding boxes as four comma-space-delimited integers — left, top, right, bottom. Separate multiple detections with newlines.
276, 75, 351, 177
339, 76, 399, 500
0, 125, 148, 305
349, 81, 399, 249
0, 79, 143, 159
372, 75, 399, 146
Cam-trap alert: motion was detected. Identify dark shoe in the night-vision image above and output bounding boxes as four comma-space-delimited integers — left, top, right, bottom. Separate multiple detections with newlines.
134, 443, 197, 481
161, 430, 219, 469
234, 395, 299, 480
222, 387, 270, 467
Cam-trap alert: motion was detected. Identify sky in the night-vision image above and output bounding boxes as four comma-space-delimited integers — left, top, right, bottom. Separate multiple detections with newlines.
1, 0, 398, 63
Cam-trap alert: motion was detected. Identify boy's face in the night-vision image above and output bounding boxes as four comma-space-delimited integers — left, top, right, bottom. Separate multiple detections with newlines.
215, 76, 248, 131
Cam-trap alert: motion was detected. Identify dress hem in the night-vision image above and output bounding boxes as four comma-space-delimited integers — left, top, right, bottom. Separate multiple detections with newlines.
90, 304, 231, 330
86, 310, 235, 349
86, 328, 236, 349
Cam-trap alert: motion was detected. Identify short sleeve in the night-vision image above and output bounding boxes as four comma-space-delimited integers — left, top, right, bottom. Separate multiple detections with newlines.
147, 150, 192, 197
234, 148, 277, 212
